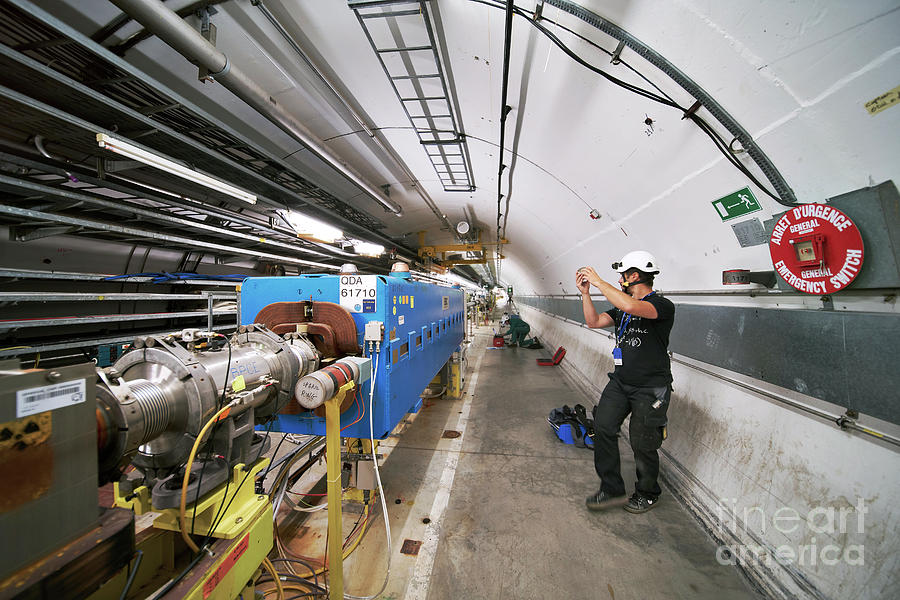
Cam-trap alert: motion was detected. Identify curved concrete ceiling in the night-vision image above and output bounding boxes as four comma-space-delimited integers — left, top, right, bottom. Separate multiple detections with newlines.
38, 0, 900, 292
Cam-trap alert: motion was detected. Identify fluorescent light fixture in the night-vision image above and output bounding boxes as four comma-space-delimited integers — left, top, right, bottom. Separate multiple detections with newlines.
414, 269, 480, 291
351, 239, 385, 257
96, 133, 257, 204
283, 211, 343, 243
443, 272, 481, 290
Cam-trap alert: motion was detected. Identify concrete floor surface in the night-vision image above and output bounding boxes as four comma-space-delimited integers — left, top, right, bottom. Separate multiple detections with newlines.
334, 325, 760, 600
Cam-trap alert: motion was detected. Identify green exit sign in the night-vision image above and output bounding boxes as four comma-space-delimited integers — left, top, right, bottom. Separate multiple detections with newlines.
712, 187, 762, 221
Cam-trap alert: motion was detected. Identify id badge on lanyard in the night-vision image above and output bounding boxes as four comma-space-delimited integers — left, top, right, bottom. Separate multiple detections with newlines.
613, 313, 631, 366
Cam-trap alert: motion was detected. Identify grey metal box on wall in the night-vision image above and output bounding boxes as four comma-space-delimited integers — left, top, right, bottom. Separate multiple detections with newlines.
764, 180, 900, 291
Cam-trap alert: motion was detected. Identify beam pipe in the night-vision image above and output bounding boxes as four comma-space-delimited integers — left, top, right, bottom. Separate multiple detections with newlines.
108, 0, 228, 72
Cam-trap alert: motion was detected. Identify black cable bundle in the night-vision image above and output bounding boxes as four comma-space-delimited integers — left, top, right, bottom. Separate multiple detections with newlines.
471, 0, 787, 215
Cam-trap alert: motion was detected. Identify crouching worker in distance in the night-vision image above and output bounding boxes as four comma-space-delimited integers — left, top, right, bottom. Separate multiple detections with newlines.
576, 251, 675, 514
499, 313, 531, 346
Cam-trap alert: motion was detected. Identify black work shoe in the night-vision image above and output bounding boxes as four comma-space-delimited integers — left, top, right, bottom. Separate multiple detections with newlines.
624, 492, 659, 514
586, 490, 627, 511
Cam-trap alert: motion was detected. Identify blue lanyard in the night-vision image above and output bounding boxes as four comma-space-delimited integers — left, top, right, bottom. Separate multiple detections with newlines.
615, 314, 631, 347
615, 291, 655, 347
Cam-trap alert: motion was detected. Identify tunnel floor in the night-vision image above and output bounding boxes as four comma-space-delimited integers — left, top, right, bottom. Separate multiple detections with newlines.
303, 319, 761, 599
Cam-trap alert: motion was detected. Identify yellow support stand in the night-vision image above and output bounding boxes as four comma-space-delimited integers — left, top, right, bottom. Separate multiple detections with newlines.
98, 460, 274, 600
113, 460, 271, 541
88, 502, 273, 600
325, 380, 356, 600
448, 359, 462, 398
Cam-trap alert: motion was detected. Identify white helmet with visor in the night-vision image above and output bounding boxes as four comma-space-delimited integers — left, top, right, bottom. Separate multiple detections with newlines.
612, 250, 660, 274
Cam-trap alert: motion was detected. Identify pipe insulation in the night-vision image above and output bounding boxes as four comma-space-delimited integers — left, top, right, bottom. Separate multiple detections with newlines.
107, 0, 404, 217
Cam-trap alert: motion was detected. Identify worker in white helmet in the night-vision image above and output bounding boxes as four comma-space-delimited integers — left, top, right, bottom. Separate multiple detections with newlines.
575, 250, 675, 514
499, 312, 530, 346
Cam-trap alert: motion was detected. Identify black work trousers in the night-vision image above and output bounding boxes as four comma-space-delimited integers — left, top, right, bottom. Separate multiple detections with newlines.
592, 375, 670, 499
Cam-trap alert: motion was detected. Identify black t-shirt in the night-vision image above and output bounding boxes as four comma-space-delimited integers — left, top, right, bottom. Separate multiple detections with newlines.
605, 293, 675, 387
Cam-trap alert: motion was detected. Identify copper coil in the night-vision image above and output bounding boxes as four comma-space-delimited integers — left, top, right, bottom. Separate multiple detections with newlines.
254, 301, 360, 416
271, 323, 338, 357
254, 301, 359, 358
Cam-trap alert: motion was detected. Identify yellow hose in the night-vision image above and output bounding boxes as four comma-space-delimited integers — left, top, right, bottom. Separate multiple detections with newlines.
262, 584, 316, 599
261, 557, 284, 600
179, 403, 233, 553
0, 346, 39, 367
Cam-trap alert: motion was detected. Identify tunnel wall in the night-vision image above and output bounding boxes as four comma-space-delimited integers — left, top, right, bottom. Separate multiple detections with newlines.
516, 302, 900, 600
516, 295, 900, 426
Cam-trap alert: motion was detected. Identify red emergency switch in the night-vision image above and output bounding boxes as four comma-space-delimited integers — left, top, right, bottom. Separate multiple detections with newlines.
769, 204, 864, 295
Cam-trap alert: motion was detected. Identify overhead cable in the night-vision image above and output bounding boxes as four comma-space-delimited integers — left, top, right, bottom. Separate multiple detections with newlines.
471, 0, 787, 204
495, 0, 516, 284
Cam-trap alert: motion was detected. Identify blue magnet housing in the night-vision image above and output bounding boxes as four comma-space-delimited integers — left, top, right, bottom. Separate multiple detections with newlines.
241, 274, 464, 438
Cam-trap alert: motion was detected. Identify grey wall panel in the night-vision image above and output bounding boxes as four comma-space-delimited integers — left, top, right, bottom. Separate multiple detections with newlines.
829, 181, 900, 289
516, 296, 899, 425
843, 313, 900, 420
671, 306, 849, 403
516, 296, 612, 323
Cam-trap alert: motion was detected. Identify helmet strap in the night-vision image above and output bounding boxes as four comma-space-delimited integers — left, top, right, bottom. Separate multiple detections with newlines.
623, 278, 651, 288
621, 277, 651, 293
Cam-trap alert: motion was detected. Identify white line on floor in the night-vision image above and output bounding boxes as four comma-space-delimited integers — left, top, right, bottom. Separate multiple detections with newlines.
403, 337, 486, 600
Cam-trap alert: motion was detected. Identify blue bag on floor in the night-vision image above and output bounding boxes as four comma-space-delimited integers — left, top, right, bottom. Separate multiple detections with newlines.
548, 405, 594, 449
555, 423, 594, 448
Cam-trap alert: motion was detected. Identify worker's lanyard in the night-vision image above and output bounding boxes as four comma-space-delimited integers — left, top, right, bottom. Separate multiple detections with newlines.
615, 291, 655, 348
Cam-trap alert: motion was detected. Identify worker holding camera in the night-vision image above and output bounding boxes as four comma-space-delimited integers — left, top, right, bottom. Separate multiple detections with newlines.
576, 251, 675, 514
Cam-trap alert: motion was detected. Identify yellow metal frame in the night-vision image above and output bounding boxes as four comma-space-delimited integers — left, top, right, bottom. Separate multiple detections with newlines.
449, 360, 462, 398
324, 380, 356, 600
417, 230, 509, 266
114, 459, 271, 541
89, 503, 272, 600
99, 458, 275, 599
99, 377, 369, 599
188, 503, 272, 600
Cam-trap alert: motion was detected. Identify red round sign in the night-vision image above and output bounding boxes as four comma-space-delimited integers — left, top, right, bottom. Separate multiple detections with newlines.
768, 204, 864, 295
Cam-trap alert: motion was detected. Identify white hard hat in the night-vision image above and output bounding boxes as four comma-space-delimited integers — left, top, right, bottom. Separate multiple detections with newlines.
612, 250, 660, 274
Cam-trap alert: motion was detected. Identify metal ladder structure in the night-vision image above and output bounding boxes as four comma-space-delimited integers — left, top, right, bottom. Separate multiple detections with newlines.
350, 0, 475, 192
